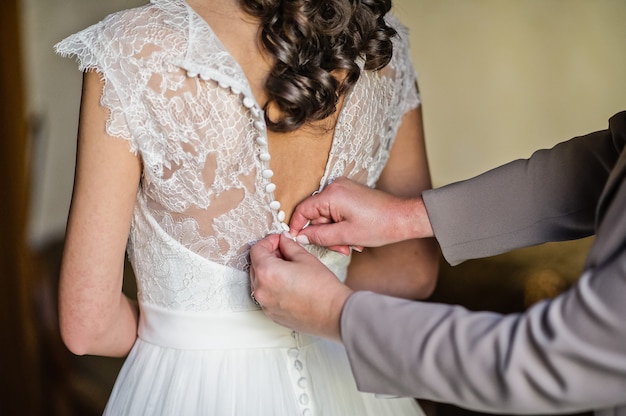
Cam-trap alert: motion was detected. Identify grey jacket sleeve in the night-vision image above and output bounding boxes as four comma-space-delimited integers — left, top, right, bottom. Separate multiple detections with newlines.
342, 258, 626, 414
422, 125, 619, 266
341, 112, 626, 414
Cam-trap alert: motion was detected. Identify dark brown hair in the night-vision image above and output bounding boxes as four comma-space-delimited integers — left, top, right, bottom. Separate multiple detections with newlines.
241, 0, 396, 132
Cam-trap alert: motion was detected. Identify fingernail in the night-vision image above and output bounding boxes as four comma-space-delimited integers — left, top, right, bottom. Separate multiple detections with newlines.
295, 235, 310, 245
282, 231, 297, 242
350, 246, 363, 253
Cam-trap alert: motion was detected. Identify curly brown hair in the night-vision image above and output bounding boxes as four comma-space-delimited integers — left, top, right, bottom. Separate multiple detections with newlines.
241, 0, 397, 132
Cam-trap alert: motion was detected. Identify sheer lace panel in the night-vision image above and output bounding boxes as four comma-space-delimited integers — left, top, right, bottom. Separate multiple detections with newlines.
55, 0, 420, 310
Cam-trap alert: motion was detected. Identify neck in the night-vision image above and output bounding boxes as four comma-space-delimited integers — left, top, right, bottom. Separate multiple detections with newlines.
185, 0, 246, 20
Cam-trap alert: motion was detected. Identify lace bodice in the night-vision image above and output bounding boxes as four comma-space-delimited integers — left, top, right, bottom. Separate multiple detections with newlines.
55, 0, 419, 312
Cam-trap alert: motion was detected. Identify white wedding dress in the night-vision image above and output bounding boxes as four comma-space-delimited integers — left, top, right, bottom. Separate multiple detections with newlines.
56, 1, 424, 414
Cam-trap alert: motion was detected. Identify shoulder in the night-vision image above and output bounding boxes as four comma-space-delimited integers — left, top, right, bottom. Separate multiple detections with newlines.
56, 2, 189, 72
374, 13, 419, 104
608, 111, 626, 153
386, 13, 411, 41
95, 2, 187, 52
376, 13, 414, 74
384, 13, 412, 59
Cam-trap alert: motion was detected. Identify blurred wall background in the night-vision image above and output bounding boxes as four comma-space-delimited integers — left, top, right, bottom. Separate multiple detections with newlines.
394, 0, 626, 186
23, 0, 626, 245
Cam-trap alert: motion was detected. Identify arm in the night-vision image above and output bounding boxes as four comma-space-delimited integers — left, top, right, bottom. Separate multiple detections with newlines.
425, 123, 621, 265
59, 70, 141, 357
293, 117, 622, 266
342, 244, 626, 413
343, 114, 626, 413
290, 177, 434, 247
345, 107, 440, 299
253, 182, 626, 413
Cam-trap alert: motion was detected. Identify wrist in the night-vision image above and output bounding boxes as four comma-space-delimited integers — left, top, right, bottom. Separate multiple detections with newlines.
399, 196, 434, 240
328, 285, 353, 342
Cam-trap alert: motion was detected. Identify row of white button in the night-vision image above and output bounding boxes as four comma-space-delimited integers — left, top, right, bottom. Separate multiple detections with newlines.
186, 70, 290, 231
187, 68, 313, 414
289, 332, 313, 415
246, 92, 290, 231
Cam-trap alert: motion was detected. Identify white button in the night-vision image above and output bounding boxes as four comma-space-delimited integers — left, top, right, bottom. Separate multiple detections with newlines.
200, 72, 210, 81
256, 136, 268, 146
262, 169, 274, 179
187, 71, 198, 78
281, 222, 290, 231
243, 97, 255, 108
269, 201, 281, 210
299, 394, 309, 405
297, 377, 308, 389
259, 152, 271, 162
294, 360, 303, 371
231, 86, 241, 94
288, 348, 300, 358
277, 210, 286, 222
251, 107, 262, 118
302, 410, 312, 416
265, 183, 276, 193
254, 121, 265, 131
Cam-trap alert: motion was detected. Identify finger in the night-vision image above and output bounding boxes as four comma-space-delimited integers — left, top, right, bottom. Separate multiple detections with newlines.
289, 210, 312, 234
326, 245, 351, 256
294, 222, 354, 248
250, 234, 281, 266
249, 264, 256, 288
252, 233, 280, 254
322, 244, 363, 256
278, 232, 314, 262
306, 217, 333, 226
290, 194, 332, 232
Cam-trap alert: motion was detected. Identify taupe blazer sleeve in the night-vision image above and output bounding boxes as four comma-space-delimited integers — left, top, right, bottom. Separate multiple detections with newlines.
423, 119, 620, 266
341, 112, 626, 415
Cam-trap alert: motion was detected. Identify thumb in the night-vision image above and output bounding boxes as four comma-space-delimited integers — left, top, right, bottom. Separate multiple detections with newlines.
295, 221, 354, 249
250, 234, 281, 264
278, 232, 314, 262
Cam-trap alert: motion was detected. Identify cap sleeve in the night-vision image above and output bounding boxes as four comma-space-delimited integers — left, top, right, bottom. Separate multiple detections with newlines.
55, 16, 137, 154
386, 14, 421, 116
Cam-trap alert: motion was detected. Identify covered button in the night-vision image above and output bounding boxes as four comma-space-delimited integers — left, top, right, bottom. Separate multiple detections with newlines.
269, 201, 281, 211
243, 96, 255, 108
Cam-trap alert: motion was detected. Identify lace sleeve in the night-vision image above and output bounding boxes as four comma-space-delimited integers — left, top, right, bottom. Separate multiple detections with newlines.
388, 15, 421, 115
55, 17, 137, 154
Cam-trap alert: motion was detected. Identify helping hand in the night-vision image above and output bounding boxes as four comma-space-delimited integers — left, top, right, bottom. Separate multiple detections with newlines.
289, 177, 432, 254
249, 233, 353, 341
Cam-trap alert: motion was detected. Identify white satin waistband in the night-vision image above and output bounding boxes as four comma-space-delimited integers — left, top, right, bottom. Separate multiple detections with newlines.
138, 302, 316, 350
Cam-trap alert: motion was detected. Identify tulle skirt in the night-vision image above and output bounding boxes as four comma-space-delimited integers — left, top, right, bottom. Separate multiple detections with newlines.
103, 303, 423, 415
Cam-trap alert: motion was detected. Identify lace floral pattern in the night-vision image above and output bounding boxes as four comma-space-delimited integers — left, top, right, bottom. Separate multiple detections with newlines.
55, 0, 419, 312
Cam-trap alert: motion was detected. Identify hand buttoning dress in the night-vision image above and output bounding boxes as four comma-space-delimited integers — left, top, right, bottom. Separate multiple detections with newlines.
56, 0, 424, 414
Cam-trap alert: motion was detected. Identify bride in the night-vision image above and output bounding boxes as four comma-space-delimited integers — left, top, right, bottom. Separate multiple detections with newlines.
55, 0, 439, 414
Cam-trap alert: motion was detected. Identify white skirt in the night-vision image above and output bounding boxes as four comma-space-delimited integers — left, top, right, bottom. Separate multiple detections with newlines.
103, 303, 424, 415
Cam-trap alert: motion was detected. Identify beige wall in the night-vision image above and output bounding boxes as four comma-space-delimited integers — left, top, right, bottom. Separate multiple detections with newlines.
393, 0, 626, 186
24, 0, 626, 243
23, 0, 147, 244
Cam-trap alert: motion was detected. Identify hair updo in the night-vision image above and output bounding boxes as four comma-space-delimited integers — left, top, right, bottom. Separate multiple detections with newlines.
241, 0, 397, 132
